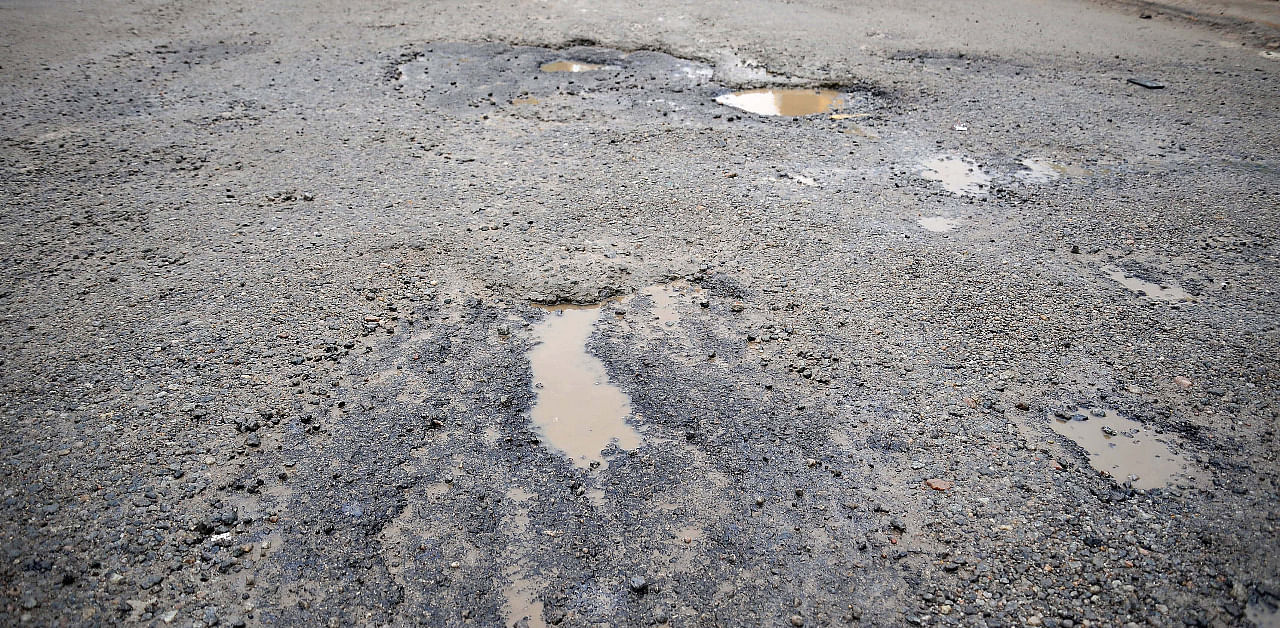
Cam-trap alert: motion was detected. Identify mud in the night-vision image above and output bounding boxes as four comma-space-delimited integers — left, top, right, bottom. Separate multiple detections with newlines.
1049, 407, 1200, 489
920, 156, 991, 196
540, 61, 605, 73
714, 88, 844, 116
528, 305, 640, 468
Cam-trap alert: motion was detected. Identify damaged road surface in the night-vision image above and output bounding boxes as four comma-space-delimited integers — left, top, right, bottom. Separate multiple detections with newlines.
2, 0, 1279, 626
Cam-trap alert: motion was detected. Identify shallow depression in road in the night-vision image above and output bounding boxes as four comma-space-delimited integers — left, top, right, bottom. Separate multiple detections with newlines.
528, 304, 640, 468
715, 88, 843, 116
1050, 407, 1198, 489
540, 60, 604, 72
1102, 265, 1193, 302
639, 283, 684, 328
918, 216, 959, 232
921, 156, 991, 196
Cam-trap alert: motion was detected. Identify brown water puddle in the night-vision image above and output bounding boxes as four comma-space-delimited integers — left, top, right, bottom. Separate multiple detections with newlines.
715, 88, 843, 116
1019, 158, 1088, 183
528, 304, 640, 468
921, 156, 991, 196
1050, 407, 1200, 489
1102, 266, 1193, 302
499, 488, 543, 628
501, 565, 546, 628
639, 283, 683, 328
540, 60, 603, 72
917, 216, 959, 233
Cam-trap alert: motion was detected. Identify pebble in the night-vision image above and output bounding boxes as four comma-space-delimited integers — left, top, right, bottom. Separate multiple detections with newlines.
629, 575, 648, 593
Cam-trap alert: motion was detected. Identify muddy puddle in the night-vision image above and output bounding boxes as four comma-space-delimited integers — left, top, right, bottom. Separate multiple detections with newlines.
1018, 158, 1061, 183
715, 88, 843, 116
1050, 407, 1199, 489
540, 60, 603, 73
1018, 157, 1088, 183
1102, 266, 1192, 302
397, 44, 885, 123
921, 156, 990, 196
917, 216, 959, 232
501, 565, 545, 628
639, 283, 687, 328
528, 304, 640, 468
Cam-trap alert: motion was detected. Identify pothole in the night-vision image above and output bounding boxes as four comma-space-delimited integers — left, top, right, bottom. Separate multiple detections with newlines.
500, 566, 546, 628
1018, 157, 1088, 182
528, 303, 640, 469
1017, 158, 1061, 183
1101, 265, 1194, 302
639, 283, 688, 328
1049, 406, 1201, 489
920, 156, 990, 196
715, 88, 843, 116
540, 60, 604, 73
917, 216, 959, 232
393, 43, 884, 122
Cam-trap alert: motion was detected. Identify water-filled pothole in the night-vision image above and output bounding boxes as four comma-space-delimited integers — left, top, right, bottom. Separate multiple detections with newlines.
917, 216, 959, 232
1102, 265, 1193, 302
540, 60, 604, 73
395, 43, 884, 122
1050, 406, 1199, 489
639, 283, 687, 328
528, 304, 640, 469
501, 566, 545, 628
1018, 158, 1061, 183
921, 156, 990, 196
715, 88, 843, 116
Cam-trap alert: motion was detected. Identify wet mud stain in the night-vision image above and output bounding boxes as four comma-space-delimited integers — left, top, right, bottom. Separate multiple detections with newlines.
501, 565, 546, 628
1050, 407, 1199, 489
540, 60, 603, 72
917, 216, 959, 232
499, 487, 544, 628
1102, 265, 1193, 302
1019, 157, 1088, 182
715, 88, 843, 116
639, 283, 683, 328
920, 156, 990, 196
1018, 158, 1061, 183
528, 305, 641, 468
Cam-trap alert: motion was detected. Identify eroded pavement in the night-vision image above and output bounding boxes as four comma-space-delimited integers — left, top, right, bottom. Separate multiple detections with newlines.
1, 0, 1279, 626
